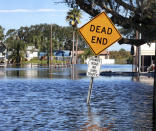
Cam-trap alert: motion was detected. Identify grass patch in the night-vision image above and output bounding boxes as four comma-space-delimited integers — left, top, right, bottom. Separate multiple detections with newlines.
22, 57, 71, 64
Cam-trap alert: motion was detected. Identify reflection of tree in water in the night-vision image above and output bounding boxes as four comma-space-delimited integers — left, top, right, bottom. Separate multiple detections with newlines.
71, 64, 79, 80
79, 106, 113, 131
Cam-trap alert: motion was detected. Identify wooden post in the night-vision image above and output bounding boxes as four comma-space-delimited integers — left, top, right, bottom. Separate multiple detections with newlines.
135, 46, 138, 72
135, 30, 141, 73
72, 31, 75, 64
142, 55, 144, 72
87, 77, 94, 105
75, 33, 78, 64
138, 30, 142, 73
138, 46, 141, 73
132, 56, 135, 72
50, 24, 53, 65
153, 43, 156, 128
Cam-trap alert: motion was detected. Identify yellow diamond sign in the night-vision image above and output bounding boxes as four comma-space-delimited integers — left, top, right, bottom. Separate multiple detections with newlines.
79, 12, 122, 55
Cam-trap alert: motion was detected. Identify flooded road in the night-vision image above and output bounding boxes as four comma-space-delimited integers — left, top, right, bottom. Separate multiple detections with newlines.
0, 64, 154, 130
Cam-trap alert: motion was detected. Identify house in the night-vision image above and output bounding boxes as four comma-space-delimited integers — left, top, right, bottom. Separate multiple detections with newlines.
38, 50, 71, 60
0, 42, 7, 65
54, 50, 71, 57
26, 46, 39, 61
70, 50, 84, 64
99, 50, 115, 64
133, 43, 155, 72
70, 50, 84, 57
85, 50, 115, 64
54, 50, 71, 62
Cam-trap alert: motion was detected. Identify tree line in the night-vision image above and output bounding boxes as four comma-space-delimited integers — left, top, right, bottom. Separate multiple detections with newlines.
0, 24, 136, 65
0, 24, 86, 63
110, 48, 132, 64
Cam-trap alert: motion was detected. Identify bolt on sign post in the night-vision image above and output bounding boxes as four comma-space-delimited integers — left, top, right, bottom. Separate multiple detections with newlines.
79, 12, 122, 104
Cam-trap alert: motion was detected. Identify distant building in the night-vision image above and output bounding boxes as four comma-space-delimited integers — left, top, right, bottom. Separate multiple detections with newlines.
0, 42, 7, 65
26, 46, 39, 61
54, 50, 71, 57
39, 52, 47, 59
85, 50, 115, 64
70, 51, 84, 57
133, 43, 155, 72
70, 50, 84, 64
38, 50, 71, 60
99, 50, 115, 64
54, 50, 71, 62
0, 52, 6, 64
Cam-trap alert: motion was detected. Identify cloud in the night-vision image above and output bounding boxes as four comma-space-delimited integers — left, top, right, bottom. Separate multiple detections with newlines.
0, 9, 67, 13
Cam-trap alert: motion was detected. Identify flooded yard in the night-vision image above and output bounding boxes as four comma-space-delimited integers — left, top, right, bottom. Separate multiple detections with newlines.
0, 64, 154, 130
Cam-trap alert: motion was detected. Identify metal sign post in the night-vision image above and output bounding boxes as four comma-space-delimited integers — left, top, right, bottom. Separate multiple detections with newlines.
86, 56, 101, 105
87, 77, 94, 105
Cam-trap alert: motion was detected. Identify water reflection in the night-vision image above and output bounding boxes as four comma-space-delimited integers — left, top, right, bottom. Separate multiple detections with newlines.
132, 75, 154, 86
1, 64, 153, 87
3, 64, 86, 79
80, 106, 113, 131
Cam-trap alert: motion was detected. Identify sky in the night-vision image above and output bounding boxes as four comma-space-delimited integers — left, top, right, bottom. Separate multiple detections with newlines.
0, 0, 130, 51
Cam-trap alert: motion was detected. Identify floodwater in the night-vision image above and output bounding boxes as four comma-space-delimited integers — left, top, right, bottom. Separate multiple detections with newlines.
0, 64, 154, 131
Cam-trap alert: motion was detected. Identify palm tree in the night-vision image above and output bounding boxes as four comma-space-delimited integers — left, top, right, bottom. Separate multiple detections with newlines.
66, 8, 82, 64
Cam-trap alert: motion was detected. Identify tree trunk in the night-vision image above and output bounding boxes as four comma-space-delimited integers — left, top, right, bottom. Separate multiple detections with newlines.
72, 30, 75, 64
47, 52, 49, 66
16, 43, 20, 64
50, 24, 53, 65
75, 33, 78, 64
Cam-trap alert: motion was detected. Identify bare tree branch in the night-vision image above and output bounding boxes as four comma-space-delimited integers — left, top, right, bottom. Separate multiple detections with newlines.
75, 0, 100, 16
118, 38, 149, 46
65, 0, 156, 45
114, 0, 136, 11
75, 0, 142, 33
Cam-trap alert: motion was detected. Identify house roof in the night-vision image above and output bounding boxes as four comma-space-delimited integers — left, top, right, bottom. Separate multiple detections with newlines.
100, 50, 109, 55
54, 50, 70, 56
77, 51, 84, 55
71, 51, 84, 55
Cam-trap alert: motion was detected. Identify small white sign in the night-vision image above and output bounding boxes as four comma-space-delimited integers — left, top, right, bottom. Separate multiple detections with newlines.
87, 57, 101, 77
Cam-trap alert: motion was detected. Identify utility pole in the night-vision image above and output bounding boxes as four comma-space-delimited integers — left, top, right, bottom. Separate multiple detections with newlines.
72, 30, 75, 64
153, 43, 156, 128
50, 24, 53, 65
135, 31, 139, 72
135, 30, 141, 73
138, 46, 141, 73
138, 31, 141, 73
75, 33, 78, 64
87, 77, 94, 105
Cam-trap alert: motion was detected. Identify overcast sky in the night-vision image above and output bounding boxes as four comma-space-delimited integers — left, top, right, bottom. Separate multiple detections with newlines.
0, 0, 130, 51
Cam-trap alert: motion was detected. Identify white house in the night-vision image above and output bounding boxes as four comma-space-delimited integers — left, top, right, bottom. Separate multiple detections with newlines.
26, 46, 39, 61
133, 43, 155, 72
0, 42, 7, 65
85, 50, 115, 64
99, 50, 115, 64
0, 52, 6, 65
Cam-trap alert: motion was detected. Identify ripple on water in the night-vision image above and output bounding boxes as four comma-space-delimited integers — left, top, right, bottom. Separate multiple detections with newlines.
0, 77, 153, 130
